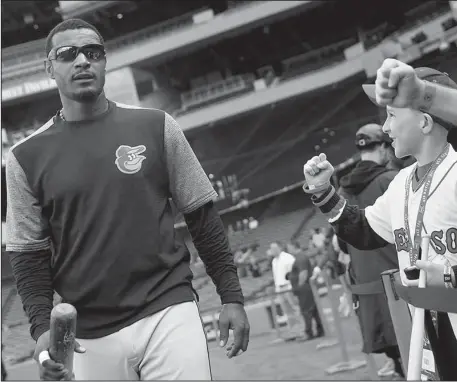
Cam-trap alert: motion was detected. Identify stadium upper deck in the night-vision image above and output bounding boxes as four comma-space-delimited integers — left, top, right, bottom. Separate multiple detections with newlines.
2, 1, 457, 193
2, 1, 455, 123
2, 2, 318, 82
3, 1, 452, 99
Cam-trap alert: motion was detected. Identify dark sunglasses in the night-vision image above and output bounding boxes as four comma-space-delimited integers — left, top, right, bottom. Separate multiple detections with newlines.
49, 44, 106, 62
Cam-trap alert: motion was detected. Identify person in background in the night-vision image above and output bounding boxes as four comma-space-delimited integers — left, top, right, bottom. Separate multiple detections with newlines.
286, 241, 324, 340
246, 253, 262, 278
233, 247, 261, 278
331, 234, 352, 319
336, 123, 404, 378
311, 228, 326, 250
233, 249, 245, 267
269, 242, 296, 293
268, 242, 301, 333
304, 241, 318, 267
248, 217, 258, 230
311, 227, 343, 280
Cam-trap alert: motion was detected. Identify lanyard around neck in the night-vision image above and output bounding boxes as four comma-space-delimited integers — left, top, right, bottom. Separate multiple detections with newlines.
403, 144, 450, 266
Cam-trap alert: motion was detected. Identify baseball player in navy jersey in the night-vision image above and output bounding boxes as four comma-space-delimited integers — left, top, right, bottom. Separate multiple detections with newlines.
5, 19, 250, 380
303, 59, 457, 380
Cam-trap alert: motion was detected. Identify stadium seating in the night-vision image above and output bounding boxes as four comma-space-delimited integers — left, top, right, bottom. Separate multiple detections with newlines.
1, 1, 261, 80
193, 185, 326, 311
2, 7, 207, 80
194, 203, 332, 314
105, 8, 206, 53
228, 209, 305, 255
280, 37, 358, 82
178, 74, 256, 114
189, 74, 376, 201
400, 2, 451, 35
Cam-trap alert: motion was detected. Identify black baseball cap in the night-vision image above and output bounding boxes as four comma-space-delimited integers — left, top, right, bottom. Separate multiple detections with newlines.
362, 67, 457, 129
355, 123, 392, 149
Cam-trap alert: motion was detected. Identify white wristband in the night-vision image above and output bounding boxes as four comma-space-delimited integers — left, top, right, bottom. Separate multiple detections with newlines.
38, 350, 50, 365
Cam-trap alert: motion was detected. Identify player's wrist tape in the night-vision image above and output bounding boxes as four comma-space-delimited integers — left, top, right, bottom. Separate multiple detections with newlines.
312, 186, 335, 208
302, 181, 331, 195
444, 264, 453, 289
312, 186, 343, 215
38, 350, 50, 365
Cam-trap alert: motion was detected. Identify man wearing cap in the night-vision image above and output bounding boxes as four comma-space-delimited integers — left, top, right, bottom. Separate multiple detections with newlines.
302, 59, 457, 380
337, 123, 403, 378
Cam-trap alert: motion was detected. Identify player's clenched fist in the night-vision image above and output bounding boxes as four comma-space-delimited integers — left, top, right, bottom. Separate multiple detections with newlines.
373, 58, 425, 108
303, 153, 334, 194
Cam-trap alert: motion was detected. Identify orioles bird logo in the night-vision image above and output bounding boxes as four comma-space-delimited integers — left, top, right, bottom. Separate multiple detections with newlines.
115, 145, 146, 174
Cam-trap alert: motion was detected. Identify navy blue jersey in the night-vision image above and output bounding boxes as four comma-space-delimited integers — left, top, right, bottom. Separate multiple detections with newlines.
5, 101, 217, 338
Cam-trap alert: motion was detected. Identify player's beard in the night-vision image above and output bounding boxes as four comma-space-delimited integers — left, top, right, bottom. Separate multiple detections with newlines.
70, 76, 105, 103
73, 89, 102, 103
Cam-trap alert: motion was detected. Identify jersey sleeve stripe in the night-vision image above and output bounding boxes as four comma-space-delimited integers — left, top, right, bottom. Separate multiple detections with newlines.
9, 118, 55, 153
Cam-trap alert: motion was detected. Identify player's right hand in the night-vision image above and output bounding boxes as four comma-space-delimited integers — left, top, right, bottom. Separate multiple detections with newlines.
303, 153, 334, 190
34, 330, 85, 380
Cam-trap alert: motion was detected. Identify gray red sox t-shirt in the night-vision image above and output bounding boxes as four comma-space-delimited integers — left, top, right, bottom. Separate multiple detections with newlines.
5, 101, 217, 338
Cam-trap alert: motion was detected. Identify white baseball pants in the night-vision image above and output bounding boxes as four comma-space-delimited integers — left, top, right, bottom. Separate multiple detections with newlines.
74, 301, 212, 380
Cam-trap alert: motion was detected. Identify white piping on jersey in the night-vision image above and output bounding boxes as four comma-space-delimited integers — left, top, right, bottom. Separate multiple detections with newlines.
9, 118, 55, 153
114, 102, 179, 136
114, 101, 161, 112
114, 101, 146, 110
8, 102, 171, 157
9, 102, 161, 156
